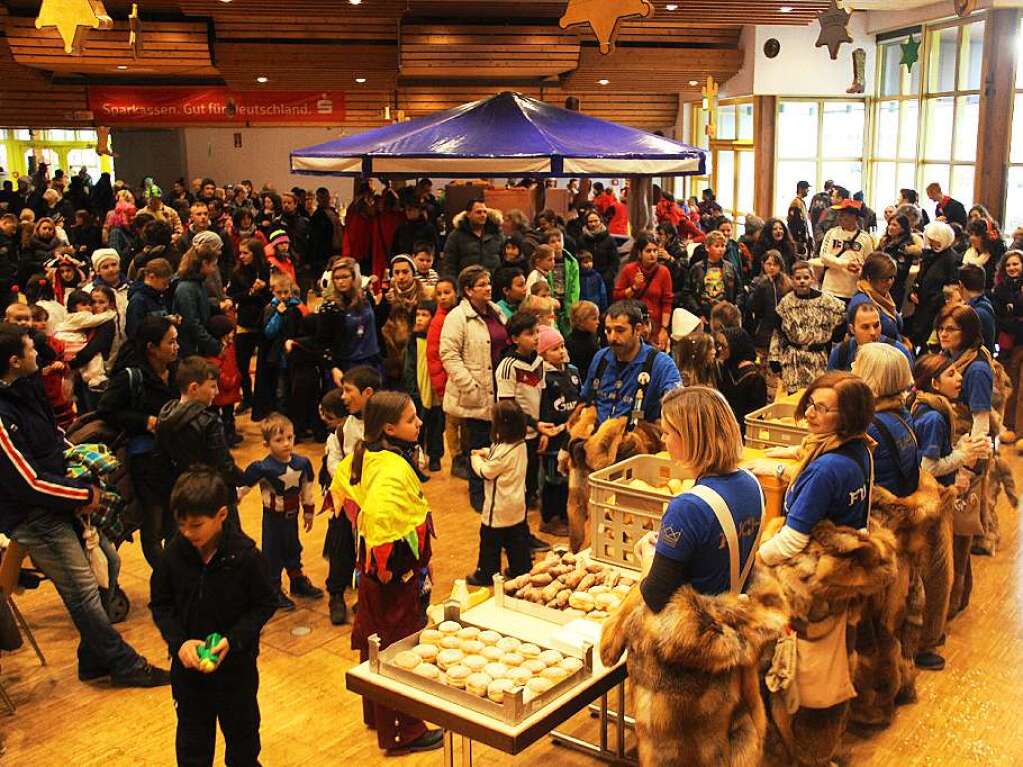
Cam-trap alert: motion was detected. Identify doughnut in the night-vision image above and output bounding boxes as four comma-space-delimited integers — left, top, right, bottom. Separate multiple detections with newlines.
538, 649, 563, 667
484, 662, 509, 680
395, 651, 421, 670
412, 663, 440, 680
501, 652, 524, 668
526, 677, 554, 694
412, 644, 438, 662
460, 640, 484, 656
481, 646, 504, 661
438, 621, 462, 635
478, 630, 502, 646
446, 664, 471, 689
523, 658, 547, 674
487, 678, 514, 703
541, 665, 569, 682
518, 643, 541, 659
440, 636, 462, 650
508, 666, 533, 686
559, 657, 584, 674
466, 672, 492, 696
463, 655, 487, 672
437, 648, 465, 671
496, 636, 521, 653
456, 626, 480, 641
419, 629, 444, 645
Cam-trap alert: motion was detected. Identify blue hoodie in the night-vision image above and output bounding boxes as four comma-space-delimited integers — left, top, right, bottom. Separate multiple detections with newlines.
125, 281, 169, 339
579, 266, 608, 313
968, 294, 997, 353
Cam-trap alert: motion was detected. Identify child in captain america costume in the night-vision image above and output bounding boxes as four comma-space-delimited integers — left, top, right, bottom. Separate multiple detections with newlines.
240, 412, 324, 610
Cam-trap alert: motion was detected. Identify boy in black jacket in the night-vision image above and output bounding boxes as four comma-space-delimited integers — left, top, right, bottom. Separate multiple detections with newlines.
150, 468, 277, 767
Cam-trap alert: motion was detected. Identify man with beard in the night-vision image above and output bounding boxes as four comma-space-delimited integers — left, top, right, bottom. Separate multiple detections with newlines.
580, 300, 680, 423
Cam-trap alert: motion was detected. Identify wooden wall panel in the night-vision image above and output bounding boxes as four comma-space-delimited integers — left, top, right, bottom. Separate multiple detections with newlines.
5, 16, 215, 76
563, 46, 742, 93
215, 42, 399, 91
400, 24, 579, 79
0, 32, 91, 127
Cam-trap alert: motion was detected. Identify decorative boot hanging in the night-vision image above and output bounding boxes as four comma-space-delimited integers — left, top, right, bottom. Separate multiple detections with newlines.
559, 0, 654, 54
847, 47, 866, 94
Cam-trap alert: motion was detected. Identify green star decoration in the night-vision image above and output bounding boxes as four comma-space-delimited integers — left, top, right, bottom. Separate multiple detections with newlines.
900, 35, 920, 72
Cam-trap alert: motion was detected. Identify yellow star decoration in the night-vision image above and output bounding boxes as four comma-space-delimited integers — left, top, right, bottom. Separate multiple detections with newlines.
35, 0, 113, 55
559, 0, 654, 55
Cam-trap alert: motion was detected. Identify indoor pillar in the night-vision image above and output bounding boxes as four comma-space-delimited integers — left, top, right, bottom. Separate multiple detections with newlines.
975, 8, 1020, 218
753, 95, 777, 219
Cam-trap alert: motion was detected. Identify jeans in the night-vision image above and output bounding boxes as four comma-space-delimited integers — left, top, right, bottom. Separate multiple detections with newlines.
474, 521, 532, 581
465, 418, 491, 511
324, 513, 355, 596
12, 510, 141, 676
173, 662, 261, 767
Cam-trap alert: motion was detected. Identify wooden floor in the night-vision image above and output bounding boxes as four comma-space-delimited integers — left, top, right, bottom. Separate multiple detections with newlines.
3, 414, 1023, 766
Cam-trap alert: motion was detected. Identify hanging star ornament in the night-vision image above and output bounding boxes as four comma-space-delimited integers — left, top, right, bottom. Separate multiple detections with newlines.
900, 35, 921, 72
815, 0, 853, 60
128, 3, 143, 58
35, 0, 113, 55
559, 0, 654, 55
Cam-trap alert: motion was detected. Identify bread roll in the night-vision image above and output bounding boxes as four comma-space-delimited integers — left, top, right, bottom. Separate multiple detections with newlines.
463, 655, 487, 673
526, 677, 554, 694
519, 643, 541, 659
538, 649, 563, 667
502, 652, 524, 668
460, 640, 484, 656
446, 664, 471, 689
438, 621, 462, 635
541, 666, 569, 682
523, 659, 547, 674
466, 672, 492, 697
440, 636, 462, 650
484, 662, 509, 680
559, 657, 584, 674
496, 637, 521, 653
482, 646, 504, 661
569, 591, 595, 611
437, 648, 465, 671
395, 651, 421, 670
508, 667, 532, 686
595, 593, 622, 612
588, 584, 610, 596
456, 626, 480, 641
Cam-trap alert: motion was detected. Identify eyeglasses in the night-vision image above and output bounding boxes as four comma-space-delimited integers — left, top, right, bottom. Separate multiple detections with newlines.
804, 399, 839, 416
937, 325, 961, 334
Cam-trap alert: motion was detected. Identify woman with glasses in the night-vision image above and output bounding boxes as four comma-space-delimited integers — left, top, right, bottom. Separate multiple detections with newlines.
935, 304, 995, 612
848, 253, 903, 342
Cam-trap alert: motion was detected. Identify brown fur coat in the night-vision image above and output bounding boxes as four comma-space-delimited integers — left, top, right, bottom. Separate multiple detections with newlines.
562, 405, 662, 552
851, 471, 950, 728
601, 573, 789, 767
760, 517, 898, 767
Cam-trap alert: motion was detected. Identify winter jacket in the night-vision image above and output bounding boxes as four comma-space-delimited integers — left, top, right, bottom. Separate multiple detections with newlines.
579, 268, 608, 313
879, 232, 924, 309
0, 232, 19, 305
98, 351, 178, 441
390, 218, 438, 258
441, 209, 503, 277
547, 251, 581, 335
315, 297, 380, 371
566, 330, 600, 382
440, 299, 507, 420
472, 441, 528, 529
426, 304, 450, 399
155, 399, 245, 486
262, 298, 303, 367
342, 200, 376, 267
150, 524, 277, 678
579, 226, 620, 294
20, 235, 61, 285
935, 196, 968, 228
0, 374, 91, 533
968, 294, 997, 353
226, 265, 271, 331
125, 282, 169, 340
748, 275, 786, 349
209, 342, 242, 407
614, 262, 674, 332
909, 247, 960, 347
683, 258, 740, 321
993, 276, 1023, 346
963, 238, 1005, 291
172, 276, 220, 358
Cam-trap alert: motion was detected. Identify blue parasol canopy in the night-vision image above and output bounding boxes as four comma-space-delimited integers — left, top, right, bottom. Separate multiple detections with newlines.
290, 91, 705, 178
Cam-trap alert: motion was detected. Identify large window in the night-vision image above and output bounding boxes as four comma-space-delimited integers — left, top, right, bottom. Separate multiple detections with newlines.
0, 128, 112, 181
871, 17, 983, 213
706, 99, 755, 225
1006, 17, 1023, 233
774, 99, 866, 218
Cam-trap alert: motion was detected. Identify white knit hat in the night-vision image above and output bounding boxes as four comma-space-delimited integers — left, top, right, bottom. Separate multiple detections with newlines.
91, 248, 120, 273
923, 221, 955, 252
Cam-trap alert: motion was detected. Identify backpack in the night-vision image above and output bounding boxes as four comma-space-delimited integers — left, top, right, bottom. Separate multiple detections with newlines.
585, 347, 658, 427
64, 367, 144, 448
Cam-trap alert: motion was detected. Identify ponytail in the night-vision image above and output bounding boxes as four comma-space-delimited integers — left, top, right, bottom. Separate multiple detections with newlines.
348, 390, 412, 485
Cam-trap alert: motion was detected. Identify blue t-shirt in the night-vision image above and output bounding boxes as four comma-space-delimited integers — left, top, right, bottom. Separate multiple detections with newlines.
849, 291, 902, 340
913, 404, 955, 487
867, 410, 920, 496
828, 337, 914, 372
948, 352, 993, 413
654, 470, 765, 596
784, 441, 872, 534
581, 343, 682, 422
968, 295, 997, 353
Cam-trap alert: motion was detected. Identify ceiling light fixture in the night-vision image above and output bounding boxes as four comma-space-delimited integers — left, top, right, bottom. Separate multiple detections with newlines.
598, 79, 610, 85
665, 3, 678, 9
779, 5, 793, 11
349, 0, 362, 4
117, 65, 128, 70
256, 76, 268, 83
688, 79, 698, 86
355, 77, 367, 83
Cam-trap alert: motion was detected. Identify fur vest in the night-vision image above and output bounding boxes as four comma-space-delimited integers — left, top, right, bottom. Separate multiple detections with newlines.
851, 471, 950, 728
601, 573, 789, 767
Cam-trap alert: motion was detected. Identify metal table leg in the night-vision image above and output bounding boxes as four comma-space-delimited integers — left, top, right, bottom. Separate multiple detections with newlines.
443, 732, 473, 767
550, 682, 636, 765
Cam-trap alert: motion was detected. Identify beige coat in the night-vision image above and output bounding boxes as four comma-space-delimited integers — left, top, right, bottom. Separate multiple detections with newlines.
440, 298, 506, 421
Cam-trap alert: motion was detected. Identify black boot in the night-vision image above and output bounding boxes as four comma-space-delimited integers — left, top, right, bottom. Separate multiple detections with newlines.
290, 574, 324, 599
329, 593, 348, 625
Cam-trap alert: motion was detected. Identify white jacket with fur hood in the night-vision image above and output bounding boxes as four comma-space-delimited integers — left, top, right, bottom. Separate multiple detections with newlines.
440, 298, 506, 420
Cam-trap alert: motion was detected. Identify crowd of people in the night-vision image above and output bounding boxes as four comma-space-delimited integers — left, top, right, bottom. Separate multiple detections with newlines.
0, 164, 1019, 763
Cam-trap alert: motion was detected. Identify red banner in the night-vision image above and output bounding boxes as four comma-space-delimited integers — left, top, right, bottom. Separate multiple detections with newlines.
87, 87, 346, 124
